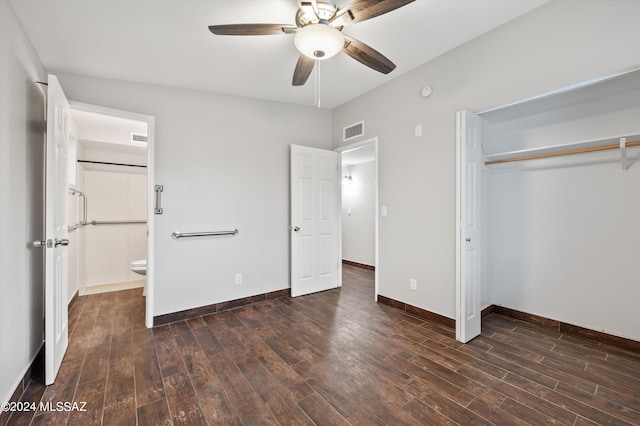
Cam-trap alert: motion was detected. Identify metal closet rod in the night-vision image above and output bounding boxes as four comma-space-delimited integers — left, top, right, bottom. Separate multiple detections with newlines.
485, 139, 640, 165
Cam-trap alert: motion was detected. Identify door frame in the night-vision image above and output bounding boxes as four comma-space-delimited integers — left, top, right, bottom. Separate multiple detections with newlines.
69, 101, 156, 327
335, 137, 379, 300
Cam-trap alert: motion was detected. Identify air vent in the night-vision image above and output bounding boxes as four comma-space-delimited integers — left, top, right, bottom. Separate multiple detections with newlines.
343, 120, 364, 142
131, 133, 148, 143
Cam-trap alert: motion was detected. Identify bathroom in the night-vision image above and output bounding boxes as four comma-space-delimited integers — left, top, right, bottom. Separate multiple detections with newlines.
67, 106, 149, 299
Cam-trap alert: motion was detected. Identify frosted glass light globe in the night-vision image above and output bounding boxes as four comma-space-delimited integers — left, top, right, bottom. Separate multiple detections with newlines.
294, 24, 344, 60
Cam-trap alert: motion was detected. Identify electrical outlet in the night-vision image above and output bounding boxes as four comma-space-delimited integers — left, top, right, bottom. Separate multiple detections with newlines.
415, 124, 423, 137
235, 273, 242, 284
410, 278, 417, 290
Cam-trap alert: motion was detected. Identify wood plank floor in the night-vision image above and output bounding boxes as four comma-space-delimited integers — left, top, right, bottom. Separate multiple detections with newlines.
7, 264, 640, 425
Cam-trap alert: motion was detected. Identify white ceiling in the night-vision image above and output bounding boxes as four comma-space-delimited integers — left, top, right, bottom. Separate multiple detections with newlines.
10, 0, 548, 109
342, 143, 375, 166
71, 109, 147, 145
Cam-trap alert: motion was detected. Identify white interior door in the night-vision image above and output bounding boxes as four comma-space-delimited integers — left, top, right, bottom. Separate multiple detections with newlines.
290, 145, 339, 297
44, 75, 70, 384
456, 110, 482, 343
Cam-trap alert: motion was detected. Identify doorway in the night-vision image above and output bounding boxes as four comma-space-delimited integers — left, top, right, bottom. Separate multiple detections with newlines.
336, 138, 378, 300
67, 102, 155, 326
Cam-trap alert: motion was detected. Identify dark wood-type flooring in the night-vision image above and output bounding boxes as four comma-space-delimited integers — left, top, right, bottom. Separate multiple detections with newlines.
7, 265, 640, 425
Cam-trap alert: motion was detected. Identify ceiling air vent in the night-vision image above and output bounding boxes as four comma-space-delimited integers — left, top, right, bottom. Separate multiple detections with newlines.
343, 120, 364, 142
131, 133, 148, 144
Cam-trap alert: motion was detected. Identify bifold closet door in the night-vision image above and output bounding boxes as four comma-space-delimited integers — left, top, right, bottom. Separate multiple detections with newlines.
456, 110, 482, 343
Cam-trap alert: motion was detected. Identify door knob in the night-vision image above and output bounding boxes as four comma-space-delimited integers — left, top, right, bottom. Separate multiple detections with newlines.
32, 239, 68, 248
466, 238, 471, 242
54, 239, 69, 247
293, 226, 300, 232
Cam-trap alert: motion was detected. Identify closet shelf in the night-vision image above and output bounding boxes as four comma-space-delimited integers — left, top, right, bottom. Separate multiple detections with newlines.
484, 134, 640, 168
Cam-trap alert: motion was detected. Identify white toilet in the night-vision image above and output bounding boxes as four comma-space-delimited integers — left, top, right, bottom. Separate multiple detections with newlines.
131, 259, 147, 296
131, 259, 147, 275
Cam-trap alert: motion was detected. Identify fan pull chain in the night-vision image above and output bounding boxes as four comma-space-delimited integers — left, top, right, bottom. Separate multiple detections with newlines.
315, 60, 321, 108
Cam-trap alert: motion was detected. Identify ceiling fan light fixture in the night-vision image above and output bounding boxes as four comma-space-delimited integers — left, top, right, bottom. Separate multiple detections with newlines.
294, 24, 344, 60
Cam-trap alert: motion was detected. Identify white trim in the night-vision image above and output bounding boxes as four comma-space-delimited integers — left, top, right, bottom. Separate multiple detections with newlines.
335, 137, 379, 301
337, 152, 343, 288
455, 112, 462, 341
68, 101, 155, 328
146, 116, 155, 328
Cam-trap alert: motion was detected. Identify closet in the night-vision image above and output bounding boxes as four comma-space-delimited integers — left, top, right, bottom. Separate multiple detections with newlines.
459, 68, 640, 343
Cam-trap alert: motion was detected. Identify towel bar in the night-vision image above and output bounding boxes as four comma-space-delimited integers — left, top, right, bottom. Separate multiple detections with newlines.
171, 229, 238, 239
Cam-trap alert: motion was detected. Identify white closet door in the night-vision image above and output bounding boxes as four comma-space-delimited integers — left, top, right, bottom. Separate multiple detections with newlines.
456, 110, 482, 343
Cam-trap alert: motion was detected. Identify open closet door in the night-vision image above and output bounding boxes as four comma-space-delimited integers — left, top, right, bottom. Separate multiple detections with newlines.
43, 75, 70, 384
290, 145, 340, 297
456, 110, 482, 343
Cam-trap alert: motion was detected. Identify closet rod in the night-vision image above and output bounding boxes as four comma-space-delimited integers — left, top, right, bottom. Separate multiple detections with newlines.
78, 160, 147, 168
485, 140, 640, 165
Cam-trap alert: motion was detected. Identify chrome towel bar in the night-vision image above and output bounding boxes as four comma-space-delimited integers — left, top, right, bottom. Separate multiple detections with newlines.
171, 229, 239, 239
68, 189, 88, 230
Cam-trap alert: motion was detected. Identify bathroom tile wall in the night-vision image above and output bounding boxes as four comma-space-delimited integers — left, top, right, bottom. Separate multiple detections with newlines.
84, 169, 147, 287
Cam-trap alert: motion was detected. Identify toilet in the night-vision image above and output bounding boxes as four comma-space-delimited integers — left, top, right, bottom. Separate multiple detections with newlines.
131, 259, 147, 275
131, 259, 147, 296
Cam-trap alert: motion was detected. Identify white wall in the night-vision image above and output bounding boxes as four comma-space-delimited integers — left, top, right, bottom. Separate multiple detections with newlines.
67, 161, 87, 301
486, 164, 640, 339
341, 161, 375, 266
84, 169, 147, 287
0, 0, 47, 405
67, 187, 80, 300
81, 142, 147, 167
55, 73, 332, 316
332, 0, 640, 319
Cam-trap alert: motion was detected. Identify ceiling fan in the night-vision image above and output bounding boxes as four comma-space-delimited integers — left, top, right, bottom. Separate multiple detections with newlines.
209, 0, 415, 86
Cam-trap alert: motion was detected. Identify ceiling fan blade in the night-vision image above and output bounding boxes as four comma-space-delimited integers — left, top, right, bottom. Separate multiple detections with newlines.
343, 35, 396, 74
208, 24, 297, 36
332, 0, 414, 27
292, 55, 315, 86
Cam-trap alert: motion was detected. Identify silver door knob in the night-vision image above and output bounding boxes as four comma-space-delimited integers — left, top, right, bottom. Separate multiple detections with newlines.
293, 226, 300, 232
54, 239, 69, 247
465, 238, 471, 242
